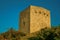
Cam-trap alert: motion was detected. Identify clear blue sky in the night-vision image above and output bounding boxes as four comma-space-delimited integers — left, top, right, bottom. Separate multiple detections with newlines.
0, 0, 60, 33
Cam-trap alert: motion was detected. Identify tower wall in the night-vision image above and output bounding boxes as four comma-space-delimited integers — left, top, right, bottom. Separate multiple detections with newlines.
19, 8, 30, 34
30, 6, 51, 33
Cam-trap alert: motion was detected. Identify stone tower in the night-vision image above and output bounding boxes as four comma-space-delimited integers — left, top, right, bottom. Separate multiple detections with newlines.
19, 5, 51, 34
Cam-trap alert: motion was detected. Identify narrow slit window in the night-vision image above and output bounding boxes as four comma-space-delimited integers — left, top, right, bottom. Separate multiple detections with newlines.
35, 10, 37, 13
39, 11, 41, 14
47, 14, 48, 16
23, 21, 25, 26
44, 13, 45, 15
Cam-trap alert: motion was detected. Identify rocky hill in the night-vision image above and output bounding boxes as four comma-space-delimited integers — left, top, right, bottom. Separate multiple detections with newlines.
0, 26, 60, 40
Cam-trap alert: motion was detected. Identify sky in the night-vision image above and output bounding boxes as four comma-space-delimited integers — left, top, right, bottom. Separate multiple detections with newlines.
0, 0, 60, 33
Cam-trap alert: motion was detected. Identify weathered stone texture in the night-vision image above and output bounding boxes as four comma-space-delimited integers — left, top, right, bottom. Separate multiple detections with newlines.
19, 5, 51, 34
19, 7, 30, 33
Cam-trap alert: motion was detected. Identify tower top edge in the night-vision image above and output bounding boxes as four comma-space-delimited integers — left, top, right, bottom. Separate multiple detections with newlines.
29, 5, 50, 12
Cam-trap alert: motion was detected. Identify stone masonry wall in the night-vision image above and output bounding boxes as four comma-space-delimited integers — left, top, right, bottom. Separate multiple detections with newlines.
19, 5, 51, 34
30, 6, 51, 33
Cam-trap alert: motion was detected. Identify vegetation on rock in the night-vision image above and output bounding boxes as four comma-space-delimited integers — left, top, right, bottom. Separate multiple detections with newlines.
0, 26, 60, 40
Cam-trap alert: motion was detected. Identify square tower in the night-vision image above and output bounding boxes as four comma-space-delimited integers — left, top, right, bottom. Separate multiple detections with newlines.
19, 5, 51, 34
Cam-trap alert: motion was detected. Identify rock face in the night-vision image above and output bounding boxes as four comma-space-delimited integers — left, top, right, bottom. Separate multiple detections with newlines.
19, 5, 51, 34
